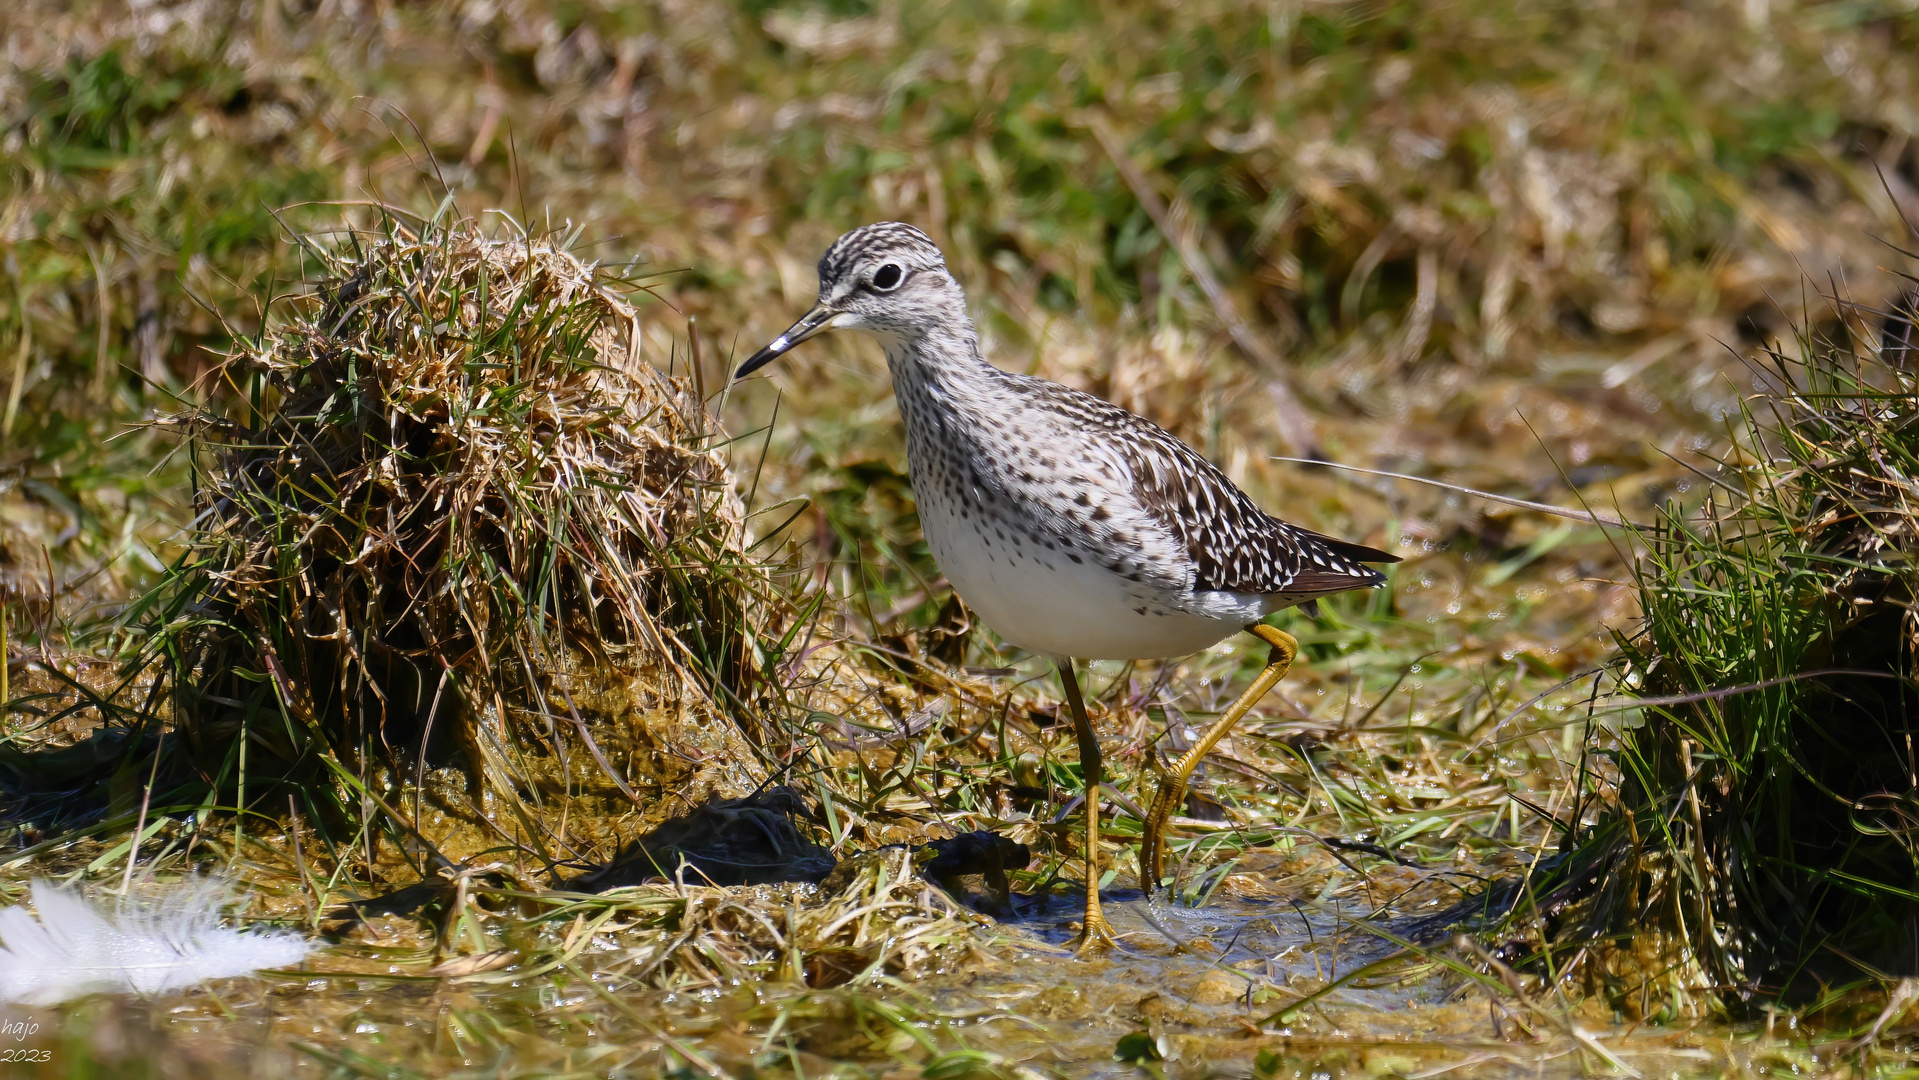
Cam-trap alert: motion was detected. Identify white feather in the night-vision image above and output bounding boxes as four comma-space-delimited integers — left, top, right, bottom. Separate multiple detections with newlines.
0, 878, 309, 1005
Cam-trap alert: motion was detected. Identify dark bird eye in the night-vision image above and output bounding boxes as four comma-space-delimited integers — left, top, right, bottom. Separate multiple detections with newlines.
871, 263, 903, 290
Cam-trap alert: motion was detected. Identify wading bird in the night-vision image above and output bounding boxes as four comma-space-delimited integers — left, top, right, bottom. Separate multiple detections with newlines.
736, 223, 1395, 951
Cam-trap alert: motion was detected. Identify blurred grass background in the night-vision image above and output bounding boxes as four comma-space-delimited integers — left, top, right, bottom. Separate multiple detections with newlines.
4, 0, 1916, 612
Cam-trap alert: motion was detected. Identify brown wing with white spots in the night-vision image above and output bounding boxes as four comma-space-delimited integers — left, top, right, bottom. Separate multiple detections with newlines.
1016, 377, 1396, 596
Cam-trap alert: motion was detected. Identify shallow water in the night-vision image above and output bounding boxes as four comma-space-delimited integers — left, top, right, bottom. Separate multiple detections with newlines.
927, 889, 1442, 1076
0, 880, 1823, 1080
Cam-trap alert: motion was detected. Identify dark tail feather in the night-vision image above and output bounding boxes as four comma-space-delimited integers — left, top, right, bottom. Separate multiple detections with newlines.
1299, 528, 1400, 566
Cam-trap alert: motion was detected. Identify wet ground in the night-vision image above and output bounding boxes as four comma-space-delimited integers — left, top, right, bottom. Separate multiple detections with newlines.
930, 888, 1822, 1080
0, 878, 1826, 1080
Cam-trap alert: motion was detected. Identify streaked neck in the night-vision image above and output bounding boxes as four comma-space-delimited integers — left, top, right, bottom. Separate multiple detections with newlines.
882, 317, 995, 396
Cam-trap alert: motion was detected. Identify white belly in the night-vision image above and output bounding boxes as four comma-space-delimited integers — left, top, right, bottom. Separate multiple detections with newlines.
918, 492, 1266, 661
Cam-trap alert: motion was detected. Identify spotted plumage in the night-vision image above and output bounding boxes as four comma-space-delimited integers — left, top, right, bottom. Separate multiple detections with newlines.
736, 222, 1395, 661
997, 372, 1386, 597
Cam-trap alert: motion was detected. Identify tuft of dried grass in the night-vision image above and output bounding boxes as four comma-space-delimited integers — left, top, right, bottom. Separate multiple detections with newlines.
137, 207, 770, 862
525, 846, 988, 993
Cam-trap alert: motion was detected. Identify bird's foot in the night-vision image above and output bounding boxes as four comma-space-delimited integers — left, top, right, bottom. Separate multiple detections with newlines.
1072, 910, 1121, 955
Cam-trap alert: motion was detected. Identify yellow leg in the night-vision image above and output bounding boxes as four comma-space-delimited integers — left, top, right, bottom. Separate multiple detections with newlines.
1139, 624, 1298, 894
1059, 661, 1119, 954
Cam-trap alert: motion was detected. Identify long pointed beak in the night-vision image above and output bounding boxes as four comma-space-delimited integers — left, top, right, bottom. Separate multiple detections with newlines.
734, 304, 838, 379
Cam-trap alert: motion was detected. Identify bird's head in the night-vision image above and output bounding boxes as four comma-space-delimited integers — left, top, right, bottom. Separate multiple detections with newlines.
735, 222, 964, 379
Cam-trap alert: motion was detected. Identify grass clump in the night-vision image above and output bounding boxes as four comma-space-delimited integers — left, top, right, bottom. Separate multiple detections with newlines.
136, 207, 768, 865
535, 846, 984, 992
1514, 282, 1919, 1011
